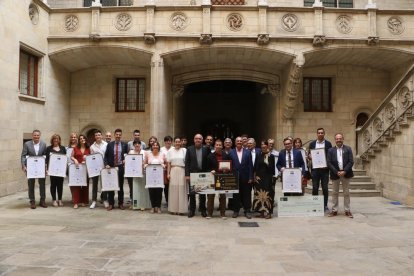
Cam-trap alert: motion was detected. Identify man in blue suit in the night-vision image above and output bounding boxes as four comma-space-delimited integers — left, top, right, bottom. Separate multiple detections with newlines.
229, 136, 254, 219
276, 138, 306, 196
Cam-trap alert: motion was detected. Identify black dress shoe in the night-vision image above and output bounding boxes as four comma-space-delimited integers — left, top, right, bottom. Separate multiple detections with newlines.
232, 211, 239, 218
39, 201, 48, 208
201, 211, 207, 218
30, 202, 36, 209
244, 212, 252, 219
188, 211, 194, 218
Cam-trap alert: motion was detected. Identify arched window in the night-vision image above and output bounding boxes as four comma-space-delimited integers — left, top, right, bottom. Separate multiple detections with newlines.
356, 112, 369, 128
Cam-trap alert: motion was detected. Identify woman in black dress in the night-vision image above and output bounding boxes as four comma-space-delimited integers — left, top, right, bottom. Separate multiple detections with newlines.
252, 140, 275, 219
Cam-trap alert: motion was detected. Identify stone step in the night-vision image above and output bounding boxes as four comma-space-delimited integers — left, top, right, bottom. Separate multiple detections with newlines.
305, 187, 381, 197
353, 170, 367, 176
327, 182, 376, 190
348, 175, 372, 182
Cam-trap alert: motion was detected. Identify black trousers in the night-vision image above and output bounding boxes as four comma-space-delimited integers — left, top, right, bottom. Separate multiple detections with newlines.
148, 188, 163, 208
28, 178, 45, 202
91, 176, 99, 201
50, 176, 64, 201
108, 165, 125, 206
189, 193, 206, 213
127, 177, 133, 200
233, 179, 252, 213
311, 169, 330, 207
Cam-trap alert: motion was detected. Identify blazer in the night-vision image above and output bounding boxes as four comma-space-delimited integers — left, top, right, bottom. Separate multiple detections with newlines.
185, 145, 210, 176
21, 140, 47, 167
327, 145, 354, 180
206, 151, 231, 172
276, 149, 306, 176
104, 141, 128, 167
250, 147, 261, 167
228, 148, 253, 181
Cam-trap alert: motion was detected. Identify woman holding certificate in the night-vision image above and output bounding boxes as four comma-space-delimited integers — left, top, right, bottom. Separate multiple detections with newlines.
293, 138, 311, 194
144, 141, 166, 213
45, 134, 66, 207
70, 134, 90, 209
166, 136, 187, 215
129, 140, 151, 210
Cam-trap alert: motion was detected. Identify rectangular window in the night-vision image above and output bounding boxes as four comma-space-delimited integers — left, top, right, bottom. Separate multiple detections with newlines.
303, 77, 332, 112
19, 50, 38, 97
85, 0, 133, 7
304, 0, 353, 8
116, 78, 145, 112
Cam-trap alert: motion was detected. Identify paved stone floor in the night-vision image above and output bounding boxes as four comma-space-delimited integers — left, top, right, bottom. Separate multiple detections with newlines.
0, 184, 413, 276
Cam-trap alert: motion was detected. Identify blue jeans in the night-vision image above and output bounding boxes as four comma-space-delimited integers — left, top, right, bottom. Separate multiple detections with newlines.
311, 169, 330, 208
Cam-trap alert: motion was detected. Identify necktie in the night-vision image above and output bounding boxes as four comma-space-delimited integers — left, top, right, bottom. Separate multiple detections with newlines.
287, 150, 292, 168
115, 143, 119, 166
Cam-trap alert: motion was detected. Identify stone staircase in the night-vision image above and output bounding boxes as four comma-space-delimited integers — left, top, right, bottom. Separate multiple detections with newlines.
305, 169, 381, 197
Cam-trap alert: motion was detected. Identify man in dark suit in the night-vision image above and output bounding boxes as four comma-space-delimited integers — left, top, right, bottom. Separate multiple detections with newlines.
276, 138, 306, 196
247, 138, 261, 167
185, 133, 209, 218
104, 128, 128, 211
308, 128, 333, 212
229, 136, 254, 219
327, 133, 354, 218
21, 129, 47, 209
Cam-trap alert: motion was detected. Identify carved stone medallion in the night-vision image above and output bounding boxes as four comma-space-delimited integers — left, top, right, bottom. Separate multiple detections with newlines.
363, 130, 371, 146
64, 15, 79, 32
170, 12, 189, 31
336, 15, 352, 34
227, 13, 243, 32
115, 13, 132, 31
387, 16, 404, 35
384, 102, 396, 122
29, 4, 39, 25
373, 117, 383, 135
281, 14, 299, 32
398, 86, 411, 109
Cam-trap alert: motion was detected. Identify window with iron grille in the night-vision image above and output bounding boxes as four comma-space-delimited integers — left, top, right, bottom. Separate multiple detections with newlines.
19, 50, 38, 97
304, 0, 353, 8
116, 78, 145, 112
303, 77, 332, 112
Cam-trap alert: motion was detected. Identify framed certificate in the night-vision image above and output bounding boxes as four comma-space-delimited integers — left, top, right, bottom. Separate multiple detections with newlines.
218, 160, 232, 172
48, 154, 67, 177
274, 156, 279, 177
68, 164, 87, 186
124, 154, 143, 178
190, 172, 214, 193
101, 168, 119, 191
282, 168, 302, 193
85, 153, 104, 178
66, 148, 74, 164
145, 164, 164, 188
27, 156, 46, 179
311, 148, 327, 169
299, 149, 309, 171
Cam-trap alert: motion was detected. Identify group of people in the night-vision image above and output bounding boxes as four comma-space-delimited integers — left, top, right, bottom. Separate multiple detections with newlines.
21, 127, 354, 219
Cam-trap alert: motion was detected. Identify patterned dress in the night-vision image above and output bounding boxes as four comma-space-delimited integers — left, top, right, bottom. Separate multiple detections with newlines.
252, 152, 275, 213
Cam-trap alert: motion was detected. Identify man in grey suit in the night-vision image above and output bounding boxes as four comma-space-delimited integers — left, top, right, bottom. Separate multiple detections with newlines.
327, 133, 354, 218
21, 129, 47, 209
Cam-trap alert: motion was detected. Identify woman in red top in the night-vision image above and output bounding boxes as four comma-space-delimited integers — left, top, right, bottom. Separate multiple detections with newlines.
70, 134, 90, 209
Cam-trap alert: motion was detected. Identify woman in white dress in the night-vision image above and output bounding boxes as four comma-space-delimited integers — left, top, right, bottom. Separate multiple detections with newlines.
129, 140, 151, 210
166, 137, 188, 214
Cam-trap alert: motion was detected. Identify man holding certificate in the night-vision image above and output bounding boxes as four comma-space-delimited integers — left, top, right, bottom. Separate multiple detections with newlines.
89, 130, 107, 209
21, 130, 47, 209
308, 128, 332, 212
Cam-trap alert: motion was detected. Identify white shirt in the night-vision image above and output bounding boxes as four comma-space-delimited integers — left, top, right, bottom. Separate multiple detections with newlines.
33, 141, 40, 155
251, 149, 256, 165
336, 147, 344, 170
90, 141, 108, 156
166, 148, 187, 167
236, 148, 243, 163
270, 149, 279, 157
315, 140, 325, 149
160, 146, 172, 156
285, 150, 293, 168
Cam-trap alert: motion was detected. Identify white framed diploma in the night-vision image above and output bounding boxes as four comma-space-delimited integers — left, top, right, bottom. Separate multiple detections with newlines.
48, 154, 67, 177
145, 164, 164, 188
66, 148, 74, 164
274, 156, 279, 177
282, 168, 302, 193
27, 156, 46, 179
299, 149, 309, 171
124, 154, 143, 177
101, 168, 119, 191
85, 153, 104, 178
311, 148, 327, 169
68, 164, 87, 186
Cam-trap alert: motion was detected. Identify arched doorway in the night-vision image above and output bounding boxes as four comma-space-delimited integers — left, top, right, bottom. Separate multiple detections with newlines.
355, 112, 369, 152
86, 128, 100, 146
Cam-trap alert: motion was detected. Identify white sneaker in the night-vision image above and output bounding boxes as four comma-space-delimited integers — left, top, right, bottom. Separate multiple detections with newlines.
90, 201, 96, 209
103, 201, 109, 208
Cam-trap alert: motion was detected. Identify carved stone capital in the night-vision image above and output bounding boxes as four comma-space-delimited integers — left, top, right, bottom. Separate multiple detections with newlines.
200, 34, 213, 45
89, 33, 101, 41
144, 33, 156, 44
367, 36, 379, 45
257, 34, 269, 45
266, 84, 280, 97
313, 35, 326, 46
172, 84, 185, 98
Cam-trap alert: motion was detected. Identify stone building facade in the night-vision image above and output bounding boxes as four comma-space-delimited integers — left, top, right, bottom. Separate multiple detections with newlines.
1, 0, 413, 204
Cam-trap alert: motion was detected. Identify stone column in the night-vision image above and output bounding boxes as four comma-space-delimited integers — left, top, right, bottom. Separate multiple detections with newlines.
144, 1, 156, 44
90, 2, 101, 40
257, 0, 269, 45
366, 1, 379, 45
200, 0, 212, 44
313, 1, 325, 46
149, 54, 168, 138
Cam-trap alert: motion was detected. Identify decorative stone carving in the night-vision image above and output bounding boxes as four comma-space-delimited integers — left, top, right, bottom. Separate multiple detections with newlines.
144, 33, 156, 44
398, 86, 411, 109
387, 16, 404, 35
89, 33, 101, 41
336, 15, 353, 34
363, 130, 371, 146
257, 34, 269, 45
170, 12, 189, 31
200, 34, 213, 45
172, 84, 185, 98
64, 15, 79, 32
367, 36, 379, 45
283, 63, 303, 119
29, 4, 39, 25
227, 13, 243, 32
384, 102, 396, 122
115, 13, 132, 31
281, 14, 299, 32
313, 35, 326, 46
373, 117, 383, 135
266, 84, 280, 97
